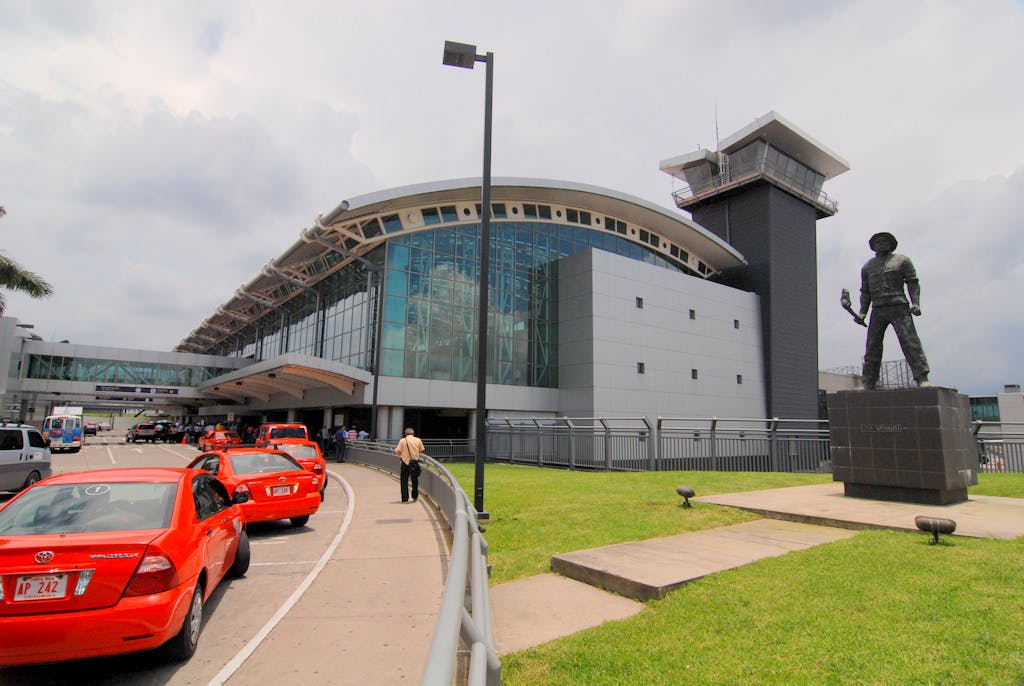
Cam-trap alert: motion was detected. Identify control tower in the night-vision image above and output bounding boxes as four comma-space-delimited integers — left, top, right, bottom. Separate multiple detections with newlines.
661, 111, 849, 420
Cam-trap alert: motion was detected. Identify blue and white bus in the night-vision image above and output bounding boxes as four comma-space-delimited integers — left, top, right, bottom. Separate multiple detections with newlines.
42, 414, 84, 453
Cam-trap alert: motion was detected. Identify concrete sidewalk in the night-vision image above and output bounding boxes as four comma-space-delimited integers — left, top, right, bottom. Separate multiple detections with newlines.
226, 463, 451, 685
491, 519, 854, 654
696, 481, 1024, 539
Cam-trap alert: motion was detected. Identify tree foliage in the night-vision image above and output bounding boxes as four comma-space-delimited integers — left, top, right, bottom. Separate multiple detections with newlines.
0, 206, 55, 315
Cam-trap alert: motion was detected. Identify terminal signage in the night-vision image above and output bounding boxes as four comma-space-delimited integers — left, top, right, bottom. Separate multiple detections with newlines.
95, 385, 180, 395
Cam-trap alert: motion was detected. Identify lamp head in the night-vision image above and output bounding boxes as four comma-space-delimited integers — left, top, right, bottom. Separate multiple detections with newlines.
442, 40, 478, 69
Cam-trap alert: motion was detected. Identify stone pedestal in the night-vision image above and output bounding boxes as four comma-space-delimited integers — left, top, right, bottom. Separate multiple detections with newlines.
827, 386, 978, 505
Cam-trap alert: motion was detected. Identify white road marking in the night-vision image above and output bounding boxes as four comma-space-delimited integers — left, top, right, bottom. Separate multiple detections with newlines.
106, 445, 117, 465
250, 561, 320, 566
208, 469, 354, 686
156, 443, 193, 462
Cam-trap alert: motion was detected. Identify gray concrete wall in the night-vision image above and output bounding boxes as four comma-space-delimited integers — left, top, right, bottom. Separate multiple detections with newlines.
557, 249, 766, 421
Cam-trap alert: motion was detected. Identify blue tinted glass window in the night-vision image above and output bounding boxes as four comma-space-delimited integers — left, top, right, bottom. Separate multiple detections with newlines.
421, 207, 441, 225
386, 270, 408, 296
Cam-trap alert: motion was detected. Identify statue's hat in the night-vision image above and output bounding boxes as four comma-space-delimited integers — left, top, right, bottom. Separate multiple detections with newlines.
869, 232, 898, 250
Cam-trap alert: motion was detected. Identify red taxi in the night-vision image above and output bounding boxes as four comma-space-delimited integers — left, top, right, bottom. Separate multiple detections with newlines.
0, 467, 250, 666
187, 447, 321, 527
268, 439, 328, 501
255, 422, 308, 447
198, 429, 242, 452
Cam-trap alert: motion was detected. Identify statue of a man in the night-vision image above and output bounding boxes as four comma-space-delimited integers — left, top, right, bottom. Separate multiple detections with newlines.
854, 232, 931, 390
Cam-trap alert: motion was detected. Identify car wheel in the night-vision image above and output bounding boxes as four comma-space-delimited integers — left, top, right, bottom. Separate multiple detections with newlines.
20, 470, 42, 491
163, 584, 203, 661
227, 531, 250, 578
289, 515, 310, 527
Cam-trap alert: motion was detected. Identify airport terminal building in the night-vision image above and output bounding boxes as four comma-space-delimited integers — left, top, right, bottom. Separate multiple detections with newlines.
1, 113, 850, 440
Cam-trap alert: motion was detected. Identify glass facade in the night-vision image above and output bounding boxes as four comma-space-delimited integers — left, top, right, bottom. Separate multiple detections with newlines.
25, 355, 235, 387
970, 396, 1000, 422
211, 217, 687, 389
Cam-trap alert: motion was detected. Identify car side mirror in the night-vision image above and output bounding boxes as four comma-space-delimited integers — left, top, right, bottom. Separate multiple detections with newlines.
44, 437, 51, 447
232, 491, 249, 504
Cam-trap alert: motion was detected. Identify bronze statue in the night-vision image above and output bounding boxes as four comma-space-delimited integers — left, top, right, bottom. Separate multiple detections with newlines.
841, 232, 931, 390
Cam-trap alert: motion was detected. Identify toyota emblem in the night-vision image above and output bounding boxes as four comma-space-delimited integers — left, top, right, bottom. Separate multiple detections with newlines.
278, 476, 286, 482
35, 550, 55, 564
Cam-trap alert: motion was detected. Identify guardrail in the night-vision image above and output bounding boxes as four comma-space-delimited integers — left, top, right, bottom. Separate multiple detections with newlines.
973, 421, 1024, 473
672, 156, 838, 214
344, 440, 500, 686
484, 417, 1024, 474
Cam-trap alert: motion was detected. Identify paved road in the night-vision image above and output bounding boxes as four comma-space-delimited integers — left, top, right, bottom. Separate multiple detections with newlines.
0, 435, 449, 685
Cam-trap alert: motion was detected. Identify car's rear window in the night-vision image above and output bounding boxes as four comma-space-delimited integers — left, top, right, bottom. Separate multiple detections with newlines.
269, 427, 306, 439
229, 452, 303, 475
272, 443, 318, 459
0, 482, 178, 535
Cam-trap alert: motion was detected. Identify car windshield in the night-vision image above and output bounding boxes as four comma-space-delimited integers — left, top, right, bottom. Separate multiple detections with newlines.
229, 452, 303, 475
269, 427, 306, 439
217, 431, 241, 440
271, 443, 318, 459
0, 482, 178, 535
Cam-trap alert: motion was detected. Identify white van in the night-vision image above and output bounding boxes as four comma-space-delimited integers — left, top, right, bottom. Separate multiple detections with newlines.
0, 423, 53, 492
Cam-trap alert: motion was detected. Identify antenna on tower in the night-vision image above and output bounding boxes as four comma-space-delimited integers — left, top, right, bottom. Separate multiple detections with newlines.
714, 104, 720, 151
714, 105, 730, 182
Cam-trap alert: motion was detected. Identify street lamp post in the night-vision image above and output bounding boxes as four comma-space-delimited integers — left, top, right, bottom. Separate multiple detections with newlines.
442, 40, 492, 519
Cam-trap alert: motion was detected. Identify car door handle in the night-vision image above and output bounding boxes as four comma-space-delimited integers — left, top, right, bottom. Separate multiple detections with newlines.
205, 528, 214, 537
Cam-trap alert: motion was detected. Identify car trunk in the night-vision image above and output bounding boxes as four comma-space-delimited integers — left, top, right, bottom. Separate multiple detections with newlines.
242, 471, 316, 503
0, 531, 161, 616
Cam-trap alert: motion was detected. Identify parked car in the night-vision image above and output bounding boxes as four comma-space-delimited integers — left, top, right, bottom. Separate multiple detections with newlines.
198, 429, 243, 452
97, 420, 112, 431
84, 421, 99, 436
0, 423, 52, 492
255, 423, 309, 447
153, 422, 186, 444
187, 447, 321, 527
0, 467, 250, 666
267, 439, 328, 500
126, 423, 159, 443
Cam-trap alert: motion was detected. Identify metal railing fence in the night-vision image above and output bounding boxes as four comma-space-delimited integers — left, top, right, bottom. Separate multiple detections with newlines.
344, 441, 499, 686
482, 417, 1024, 474
973, 421, 1024, 473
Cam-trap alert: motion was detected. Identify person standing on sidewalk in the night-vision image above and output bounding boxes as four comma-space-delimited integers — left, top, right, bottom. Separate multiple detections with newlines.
396, 427, 424, 503
334, 426, 348, 462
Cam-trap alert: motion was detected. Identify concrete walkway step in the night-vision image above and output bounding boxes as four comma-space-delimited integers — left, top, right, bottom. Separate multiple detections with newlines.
490, 519, 855, 654
550, 519, 856, 602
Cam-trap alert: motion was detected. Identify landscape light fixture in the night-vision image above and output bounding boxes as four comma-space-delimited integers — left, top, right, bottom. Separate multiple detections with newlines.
442, 39, 493, 519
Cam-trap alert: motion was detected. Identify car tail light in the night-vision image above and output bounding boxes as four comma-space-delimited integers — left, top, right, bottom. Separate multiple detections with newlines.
124, 552, 180, 597
234, 483, 251, 497
313, 464, 323, 472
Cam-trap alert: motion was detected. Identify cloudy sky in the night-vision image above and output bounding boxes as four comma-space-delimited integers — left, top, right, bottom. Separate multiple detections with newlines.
2, 1, 1022, 396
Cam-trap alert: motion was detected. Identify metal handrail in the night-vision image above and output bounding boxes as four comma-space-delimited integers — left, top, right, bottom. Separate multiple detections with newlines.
344, 441, 500, 685
672, 157, 837, 213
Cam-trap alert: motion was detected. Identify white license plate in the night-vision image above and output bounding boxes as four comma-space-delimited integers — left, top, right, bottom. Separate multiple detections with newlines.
14, 574, 68, 601
271, 485, 291, 496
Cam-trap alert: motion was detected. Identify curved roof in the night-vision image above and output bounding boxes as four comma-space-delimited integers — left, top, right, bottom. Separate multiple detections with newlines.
177, 178, 747, 352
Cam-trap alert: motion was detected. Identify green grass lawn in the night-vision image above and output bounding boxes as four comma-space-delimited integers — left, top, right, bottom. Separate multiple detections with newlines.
446, 464, 1024, 685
